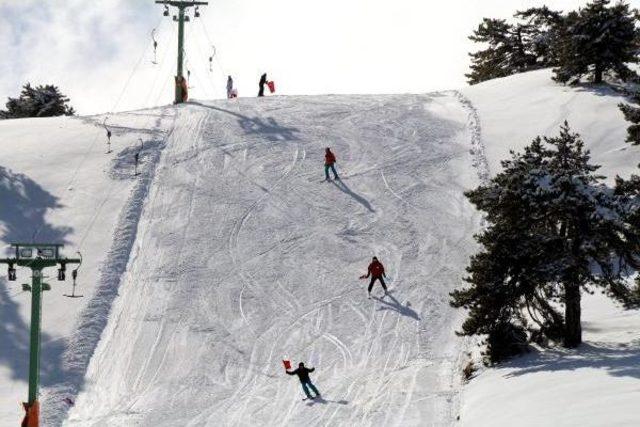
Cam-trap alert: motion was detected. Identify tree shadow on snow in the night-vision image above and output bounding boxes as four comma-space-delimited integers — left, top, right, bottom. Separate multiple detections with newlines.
331, 180, 375, 213
504, 341, 640, 380
0, 166, 73, 392
572, 83, 628, 99
0, 285, 67, 387
189, 101, 300, 142
372, 292, 420, 321
0, 166, 72, 244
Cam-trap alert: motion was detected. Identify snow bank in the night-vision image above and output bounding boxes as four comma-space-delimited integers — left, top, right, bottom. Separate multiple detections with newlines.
463, 69, 635, 182
0, 108, 174, 425
460, 69, 640, 427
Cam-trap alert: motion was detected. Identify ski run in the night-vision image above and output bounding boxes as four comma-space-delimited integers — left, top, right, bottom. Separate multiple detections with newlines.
1, 69, 639, 426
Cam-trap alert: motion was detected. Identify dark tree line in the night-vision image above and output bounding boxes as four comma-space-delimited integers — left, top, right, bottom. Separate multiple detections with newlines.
467, 0, 640, 86
451, 123, 640, 364
0, 83, 75, 119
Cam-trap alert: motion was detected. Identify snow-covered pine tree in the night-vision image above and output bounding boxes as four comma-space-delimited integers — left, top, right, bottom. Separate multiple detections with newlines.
514, 7, 563, 67
618, 96, 640, 145
615, 174, 640, 305
451, 123, 640, 362
466, 18, 519, 85
553, 0, 640, 85
0, 83, 75, 119
466, 8, 562, 85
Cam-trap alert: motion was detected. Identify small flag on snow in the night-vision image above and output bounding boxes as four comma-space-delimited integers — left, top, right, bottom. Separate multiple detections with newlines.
282, 360, 291, 370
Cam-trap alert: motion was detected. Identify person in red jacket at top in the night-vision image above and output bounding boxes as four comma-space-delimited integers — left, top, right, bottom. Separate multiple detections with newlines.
361, 256, 388, 298
324, 147, 340, 181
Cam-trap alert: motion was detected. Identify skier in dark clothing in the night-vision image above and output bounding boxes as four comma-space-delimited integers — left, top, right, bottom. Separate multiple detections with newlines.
361, 256, 388, 297
286, 362, 321, 399
324, 147, 339, 181
258, 73, 267, 97
226, 75, 234, 99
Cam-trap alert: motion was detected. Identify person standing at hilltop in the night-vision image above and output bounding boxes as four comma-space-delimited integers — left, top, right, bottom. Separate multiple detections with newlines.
258, 73, 267, 97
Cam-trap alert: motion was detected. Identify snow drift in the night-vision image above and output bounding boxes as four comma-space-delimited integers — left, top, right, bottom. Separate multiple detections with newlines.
459, 69, 640, 427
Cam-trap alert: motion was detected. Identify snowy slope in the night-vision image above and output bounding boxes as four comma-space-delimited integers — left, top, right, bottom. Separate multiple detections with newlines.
0, 109, 175, 425
3, 68, 638, 427
61, 93, 483, 426
459, 69, 640, 427
463, 68, 635, 182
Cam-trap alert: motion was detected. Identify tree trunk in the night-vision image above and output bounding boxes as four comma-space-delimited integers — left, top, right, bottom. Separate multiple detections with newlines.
594, 63, 603, 84
564, 282, 582, 348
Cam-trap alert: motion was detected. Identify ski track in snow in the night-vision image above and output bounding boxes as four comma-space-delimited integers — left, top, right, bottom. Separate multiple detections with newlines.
453, 91, 490, 186
65, 93, 484, 426
41, 107, 176, 426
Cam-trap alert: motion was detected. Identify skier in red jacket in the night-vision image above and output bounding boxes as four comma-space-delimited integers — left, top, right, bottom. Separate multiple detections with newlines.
324, 148, 340, 181
361, 256, 388, 298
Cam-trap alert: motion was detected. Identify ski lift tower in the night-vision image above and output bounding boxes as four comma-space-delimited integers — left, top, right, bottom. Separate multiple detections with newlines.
0, 244, 81, 427
155, 0, 208, 104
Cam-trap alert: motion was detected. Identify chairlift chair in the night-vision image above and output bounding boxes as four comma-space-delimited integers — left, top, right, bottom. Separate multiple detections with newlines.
151, 29, 159, 65
208, 45, 216, 72
64, 252, 83, 298
104, 118, 112, 153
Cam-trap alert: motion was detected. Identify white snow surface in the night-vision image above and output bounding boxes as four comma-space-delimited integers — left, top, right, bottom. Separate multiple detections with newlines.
460, 69, 640, 427
2, 68, 638, 427
0, 108, 175, 425
63, 93, 481, 426
0, 92, 484, 426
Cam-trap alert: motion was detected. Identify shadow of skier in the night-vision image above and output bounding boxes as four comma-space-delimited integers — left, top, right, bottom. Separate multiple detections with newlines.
372, 292, 420, 321
331, 180, 375, 213
306, 397, 350, 406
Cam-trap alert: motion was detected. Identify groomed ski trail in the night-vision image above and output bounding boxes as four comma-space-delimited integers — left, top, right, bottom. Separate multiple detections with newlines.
66, 93, 483, 426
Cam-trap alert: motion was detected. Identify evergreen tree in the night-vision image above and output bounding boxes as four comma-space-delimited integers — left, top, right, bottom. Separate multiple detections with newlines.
553, 0, 640, 84
619, 103, 640, 145
466, 19, 521, 85
514, 7, 564, 66
0, 83, 75, 119
618, 91, 640, 145
451, 123, 640, 362
467, 8, 563, 85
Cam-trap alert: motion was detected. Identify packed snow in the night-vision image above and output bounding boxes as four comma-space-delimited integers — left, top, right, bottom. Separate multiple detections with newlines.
63, 93, 482, 426
0, 109, 175, 425
2, 67, 639, 427
1, 92, 485, 426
